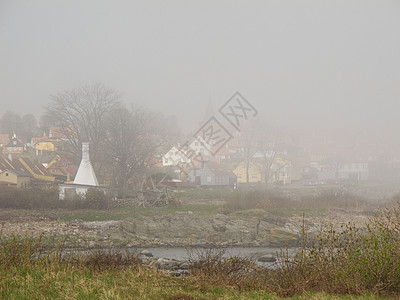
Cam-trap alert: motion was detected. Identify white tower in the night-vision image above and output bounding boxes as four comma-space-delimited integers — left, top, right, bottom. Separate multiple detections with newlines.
73, 142, 99, 186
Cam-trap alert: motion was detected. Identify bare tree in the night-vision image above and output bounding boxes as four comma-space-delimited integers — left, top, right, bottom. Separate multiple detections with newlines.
104, 104, 176, 196
240, 122, 259, 183
239, 119, 286, 186
43, 82, 120, 170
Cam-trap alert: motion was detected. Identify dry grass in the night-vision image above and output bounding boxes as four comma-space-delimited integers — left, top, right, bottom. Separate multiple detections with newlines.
224, 189, 372, 214
188, 200, 400, 298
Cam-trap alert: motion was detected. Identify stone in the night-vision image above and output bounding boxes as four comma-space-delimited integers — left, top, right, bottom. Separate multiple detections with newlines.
140, 249, 153, 257
258, 254, 276, 263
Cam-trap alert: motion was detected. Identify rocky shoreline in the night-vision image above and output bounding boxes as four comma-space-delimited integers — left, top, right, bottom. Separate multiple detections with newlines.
0, 208, 369, 249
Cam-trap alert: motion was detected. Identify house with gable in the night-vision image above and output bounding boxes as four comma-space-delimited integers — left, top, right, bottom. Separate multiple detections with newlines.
233, 159, 264, 184
162, 145, 191, 166
187, 161, 236, 187
45, 154, 78, 182
32, 132, 56, 154
0, 169, 31, 188
233, 155, 293, 185
49, 127, 77, 141
0, 156, 55, 185
3, 134, 24, 156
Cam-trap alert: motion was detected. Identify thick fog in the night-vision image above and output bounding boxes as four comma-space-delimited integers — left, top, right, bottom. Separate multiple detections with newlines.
0, 0, 399, 143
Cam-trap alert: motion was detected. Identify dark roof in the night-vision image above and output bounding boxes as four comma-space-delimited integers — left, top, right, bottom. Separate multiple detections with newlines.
0, 156, 53, 178
19, 157, 53, 177
1, 169, 31, 177
202, 161, 236, 177
5, 136, 24, 147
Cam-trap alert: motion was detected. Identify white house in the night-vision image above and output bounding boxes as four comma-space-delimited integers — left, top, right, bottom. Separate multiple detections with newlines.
162, 146, 191, 166
162, 137, 213, 167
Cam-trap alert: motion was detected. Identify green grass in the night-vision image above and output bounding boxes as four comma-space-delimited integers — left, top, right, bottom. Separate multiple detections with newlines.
0, 231, 397, 299
0, 266, 277, 300
61, 203, 224, 222
0, 266, 384, 300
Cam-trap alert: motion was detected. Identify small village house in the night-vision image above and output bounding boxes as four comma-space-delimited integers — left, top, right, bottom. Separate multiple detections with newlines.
188, 161, 236, 187
233, 160, 264, 184
233, 156, 293, 185
3, 134, 24, 156
0, 169, 31, 188
31, 132, 56, 154
45, 154, 78, 182
162, 145, 191, 166
0, 156, 55, 185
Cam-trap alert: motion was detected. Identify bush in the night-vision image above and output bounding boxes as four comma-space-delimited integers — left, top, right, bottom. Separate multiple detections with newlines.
84, 188, 110, 209
0, 186, 58, 209
189, 200, 400, 297
0, 186, 113, 210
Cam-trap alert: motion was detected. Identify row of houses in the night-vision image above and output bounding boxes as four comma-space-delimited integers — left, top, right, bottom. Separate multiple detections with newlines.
159, 133, 377, 188
0, 128, 79, 188
0, 155, 55, 187
2, 125, 396, 190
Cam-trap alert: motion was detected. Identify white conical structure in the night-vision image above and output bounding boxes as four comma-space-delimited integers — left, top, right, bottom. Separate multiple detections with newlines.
73, 142, 99, 186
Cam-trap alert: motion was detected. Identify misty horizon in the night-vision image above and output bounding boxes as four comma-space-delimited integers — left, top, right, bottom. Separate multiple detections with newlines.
1, 0, 399, 143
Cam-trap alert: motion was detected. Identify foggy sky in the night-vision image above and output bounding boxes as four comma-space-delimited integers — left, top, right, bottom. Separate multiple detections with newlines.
0, 0, 399, 139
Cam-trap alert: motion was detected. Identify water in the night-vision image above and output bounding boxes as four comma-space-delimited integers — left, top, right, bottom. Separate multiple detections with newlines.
135, 246, 297, 261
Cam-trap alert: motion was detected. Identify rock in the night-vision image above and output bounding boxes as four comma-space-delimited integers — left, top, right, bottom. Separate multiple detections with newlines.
258, 254, 276, 263
179, 262, 189, 270
140, 249, 153, 257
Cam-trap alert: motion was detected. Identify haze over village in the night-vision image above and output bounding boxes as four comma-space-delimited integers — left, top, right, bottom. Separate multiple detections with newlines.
0, 1, 400, 298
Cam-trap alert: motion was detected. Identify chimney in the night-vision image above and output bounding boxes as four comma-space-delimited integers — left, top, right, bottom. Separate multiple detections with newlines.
73, 143, 99, 186
8, 154, 12, 162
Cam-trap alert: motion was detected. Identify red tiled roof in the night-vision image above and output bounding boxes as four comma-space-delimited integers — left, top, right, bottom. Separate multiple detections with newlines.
47, 159, 78, 177
0, 134, 9, 145
49, 127, 77, 139
32, 132, 51, 144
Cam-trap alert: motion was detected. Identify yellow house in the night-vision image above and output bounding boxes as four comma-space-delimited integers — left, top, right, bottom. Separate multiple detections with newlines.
0, 169, 31, 188
233, 160, 264, 183
233, 156, 293, 185
32, 132, 55, 153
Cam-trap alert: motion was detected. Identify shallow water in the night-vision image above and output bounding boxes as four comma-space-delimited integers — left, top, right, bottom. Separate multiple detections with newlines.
136, 246, 297, 261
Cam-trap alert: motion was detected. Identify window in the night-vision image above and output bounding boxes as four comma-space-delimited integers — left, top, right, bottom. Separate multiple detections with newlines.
252, 174, 257, 180
6, 173, 9, 176
237, 174, 242, 179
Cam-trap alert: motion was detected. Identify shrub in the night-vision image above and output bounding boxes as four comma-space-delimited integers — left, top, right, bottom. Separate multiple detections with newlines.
84, 188, 110, 209
0, 186, 113, 210
0, 186, 58, 209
